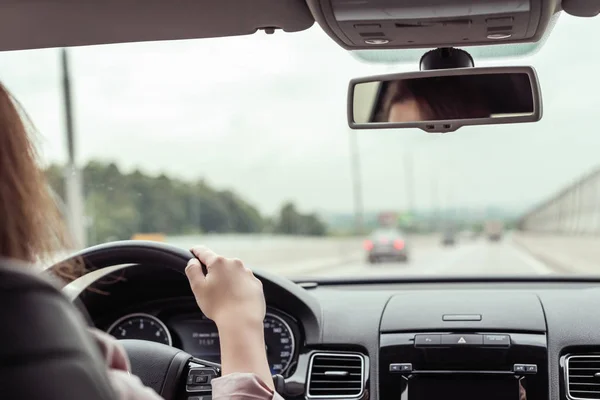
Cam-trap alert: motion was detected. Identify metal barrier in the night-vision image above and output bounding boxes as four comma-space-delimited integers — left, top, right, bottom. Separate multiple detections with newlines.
519, 166, 600, 235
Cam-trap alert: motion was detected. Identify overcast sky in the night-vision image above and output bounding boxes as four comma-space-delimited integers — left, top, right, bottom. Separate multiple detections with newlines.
0, 14, 598, 216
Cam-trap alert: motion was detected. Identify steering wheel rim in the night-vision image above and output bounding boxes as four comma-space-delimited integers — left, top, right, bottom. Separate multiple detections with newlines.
46, 240, 219, 400
46, 240, 197, 287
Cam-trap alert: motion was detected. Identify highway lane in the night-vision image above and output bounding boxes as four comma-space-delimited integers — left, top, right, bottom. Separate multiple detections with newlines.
305, 236, 554, 278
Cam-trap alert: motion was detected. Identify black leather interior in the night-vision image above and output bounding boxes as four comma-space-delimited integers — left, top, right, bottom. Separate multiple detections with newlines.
121, 339, 192, 399
0, 258, 116, 400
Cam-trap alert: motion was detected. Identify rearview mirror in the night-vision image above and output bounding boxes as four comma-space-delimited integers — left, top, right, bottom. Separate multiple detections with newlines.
348, 66, 542, 133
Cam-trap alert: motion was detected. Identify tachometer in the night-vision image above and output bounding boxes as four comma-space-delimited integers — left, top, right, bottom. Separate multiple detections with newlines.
264, 313, 295, 375
107, 313, 172, 346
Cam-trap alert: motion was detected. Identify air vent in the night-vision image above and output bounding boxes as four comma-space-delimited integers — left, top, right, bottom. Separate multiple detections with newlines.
566, 355, 600, 399
307, 353, 365, 398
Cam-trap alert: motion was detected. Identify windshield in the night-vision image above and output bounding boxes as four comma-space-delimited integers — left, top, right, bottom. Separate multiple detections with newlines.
1, 14, 598, 278
372, 229, 402, 239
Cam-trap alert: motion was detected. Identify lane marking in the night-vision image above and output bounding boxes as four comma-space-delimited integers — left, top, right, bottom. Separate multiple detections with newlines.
420, 243, 481, 274
507, 239, 553, 275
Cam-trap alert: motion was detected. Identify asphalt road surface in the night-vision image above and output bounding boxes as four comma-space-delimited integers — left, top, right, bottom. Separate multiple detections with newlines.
165, 234, 557, 278
296, 236, 555, 278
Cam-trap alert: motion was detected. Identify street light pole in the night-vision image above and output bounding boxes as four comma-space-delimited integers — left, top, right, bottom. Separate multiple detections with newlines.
349, 129, 364, 235
61, 48, 87, 248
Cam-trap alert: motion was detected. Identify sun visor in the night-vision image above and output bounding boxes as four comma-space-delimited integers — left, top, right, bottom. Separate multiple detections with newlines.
307, 0, 558, 50
0, 0, 314, 51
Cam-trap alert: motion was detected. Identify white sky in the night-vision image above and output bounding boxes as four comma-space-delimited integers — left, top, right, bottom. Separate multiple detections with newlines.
0, 14, 598, 216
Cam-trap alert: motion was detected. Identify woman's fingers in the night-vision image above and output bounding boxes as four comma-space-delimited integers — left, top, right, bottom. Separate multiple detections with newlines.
190, 245, 220, 267
185, 258, 206, 284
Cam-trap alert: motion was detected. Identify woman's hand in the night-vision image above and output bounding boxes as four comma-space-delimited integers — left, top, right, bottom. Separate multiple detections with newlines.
185, 245, 266, 328
185, 246, 274, 390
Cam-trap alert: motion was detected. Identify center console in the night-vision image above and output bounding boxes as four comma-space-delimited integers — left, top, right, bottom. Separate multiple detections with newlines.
378, 291, 549, 400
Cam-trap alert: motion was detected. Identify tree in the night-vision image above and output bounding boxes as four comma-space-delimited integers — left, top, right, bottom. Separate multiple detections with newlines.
274, 202, 327, 236
44, 161, 273, 244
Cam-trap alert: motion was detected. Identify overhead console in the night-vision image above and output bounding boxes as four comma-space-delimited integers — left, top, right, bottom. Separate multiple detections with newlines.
306, 0, 558, 50
378, 291, 548, 400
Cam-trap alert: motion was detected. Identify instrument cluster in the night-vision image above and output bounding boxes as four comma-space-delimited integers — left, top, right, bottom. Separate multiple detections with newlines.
106, 307, 299, 376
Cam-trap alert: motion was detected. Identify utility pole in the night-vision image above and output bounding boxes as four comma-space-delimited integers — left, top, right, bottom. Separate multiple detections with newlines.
446, 181, 454, 228
349, 129, 364, 235
404, 152, 415, 213
61, 48, 87, 248
431, 175, 438, 232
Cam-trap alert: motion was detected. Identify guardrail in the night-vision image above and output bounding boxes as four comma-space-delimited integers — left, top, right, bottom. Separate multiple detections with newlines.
519, 166, 600, 235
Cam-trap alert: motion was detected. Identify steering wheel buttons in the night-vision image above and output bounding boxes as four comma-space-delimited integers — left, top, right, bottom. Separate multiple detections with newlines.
187, 367, 219, 393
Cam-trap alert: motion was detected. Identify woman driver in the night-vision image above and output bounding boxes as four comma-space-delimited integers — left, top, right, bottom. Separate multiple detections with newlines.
372, 76, 492, 123
0, 82, 283, 400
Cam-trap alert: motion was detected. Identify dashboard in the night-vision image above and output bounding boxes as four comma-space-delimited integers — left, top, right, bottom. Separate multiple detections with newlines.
70, 263, 600, 400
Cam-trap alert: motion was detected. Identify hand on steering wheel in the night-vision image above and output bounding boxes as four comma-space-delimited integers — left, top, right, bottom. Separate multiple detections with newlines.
186, 246, 274, 391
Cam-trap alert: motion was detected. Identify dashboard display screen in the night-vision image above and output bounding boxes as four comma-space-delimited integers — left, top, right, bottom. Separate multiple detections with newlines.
172, 317, 221, 362
408, 376, 523, 400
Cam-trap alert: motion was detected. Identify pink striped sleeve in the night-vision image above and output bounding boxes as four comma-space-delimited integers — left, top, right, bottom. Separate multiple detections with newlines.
212, 373, 285, 400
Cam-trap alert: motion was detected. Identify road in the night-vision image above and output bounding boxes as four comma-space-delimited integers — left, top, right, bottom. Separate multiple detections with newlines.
305, 236, 554, 279
168, 234, 555, 278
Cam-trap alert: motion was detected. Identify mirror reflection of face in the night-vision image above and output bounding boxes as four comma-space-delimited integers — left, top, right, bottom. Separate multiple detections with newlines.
388, 98, 425, 122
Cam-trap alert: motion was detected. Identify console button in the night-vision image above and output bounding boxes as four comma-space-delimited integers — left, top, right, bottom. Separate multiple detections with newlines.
390, 363, 412, 373
441, 334, 483, 346
513, 364, 527, 373
415, 334, 441, 346
483, 334, 511, 347
524, 364, 538, 374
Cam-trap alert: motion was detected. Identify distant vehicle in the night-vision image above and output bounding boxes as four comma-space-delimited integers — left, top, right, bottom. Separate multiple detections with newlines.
484, 220, 504, 241
441, 230, 457, 246
364, 228, 409, 264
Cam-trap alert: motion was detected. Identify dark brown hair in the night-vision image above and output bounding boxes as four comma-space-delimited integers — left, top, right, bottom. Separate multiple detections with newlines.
0, 83, 79, 279
374, 76, 491, 122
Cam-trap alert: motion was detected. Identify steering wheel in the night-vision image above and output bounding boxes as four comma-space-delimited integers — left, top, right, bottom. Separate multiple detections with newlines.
47, 241, 222, 400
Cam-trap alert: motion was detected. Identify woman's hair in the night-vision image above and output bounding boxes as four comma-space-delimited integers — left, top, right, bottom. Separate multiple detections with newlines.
0, 83, 76, 277
373, 76, 491, 122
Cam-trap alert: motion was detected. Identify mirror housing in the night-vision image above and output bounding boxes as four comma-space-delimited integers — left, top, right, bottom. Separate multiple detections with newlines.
348, 66, 542, 133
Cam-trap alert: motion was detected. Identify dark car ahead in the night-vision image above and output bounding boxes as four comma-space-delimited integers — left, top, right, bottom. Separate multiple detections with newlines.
364, 228, 409, 264
442, 230, 457, 246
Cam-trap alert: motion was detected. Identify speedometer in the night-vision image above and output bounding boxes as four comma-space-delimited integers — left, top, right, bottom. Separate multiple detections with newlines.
264, 313, 295, 375
107, 313, 172, 346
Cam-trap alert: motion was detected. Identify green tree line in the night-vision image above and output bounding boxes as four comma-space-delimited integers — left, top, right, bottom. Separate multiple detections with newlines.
46, 161, 326, 244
